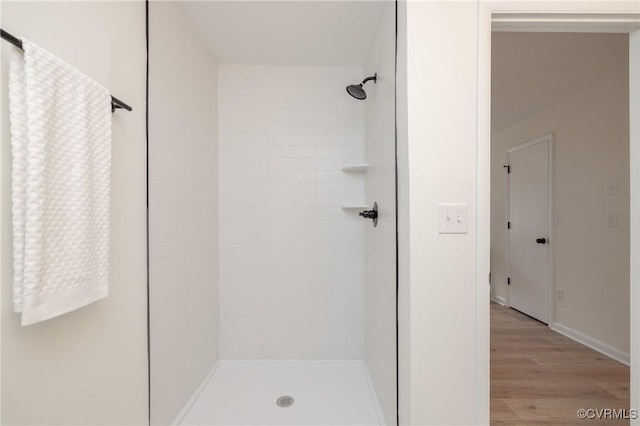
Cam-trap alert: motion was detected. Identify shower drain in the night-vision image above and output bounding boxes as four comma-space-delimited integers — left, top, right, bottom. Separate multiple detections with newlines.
276, 395, 294, 408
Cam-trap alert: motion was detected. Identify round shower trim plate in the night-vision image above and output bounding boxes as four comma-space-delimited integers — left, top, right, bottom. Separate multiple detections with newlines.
276, 395, 294, 408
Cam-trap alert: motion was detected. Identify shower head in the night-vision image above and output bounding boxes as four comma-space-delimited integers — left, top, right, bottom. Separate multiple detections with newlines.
346, 84, 366, 100
346, 73, 377, 100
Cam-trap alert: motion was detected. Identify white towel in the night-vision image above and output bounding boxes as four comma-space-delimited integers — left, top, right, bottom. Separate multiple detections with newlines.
9, 39, 112, 326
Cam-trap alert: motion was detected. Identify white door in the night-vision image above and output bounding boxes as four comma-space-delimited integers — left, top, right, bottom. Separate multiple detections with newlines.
507, 135, 551, 323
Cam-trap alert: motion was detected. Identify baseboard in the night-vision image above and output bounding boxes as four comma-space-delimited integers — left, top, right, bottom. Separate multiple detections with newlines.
550, 322, 630, 366
172, 360, 221, 426
490, 295, 506, 306
361, 362, 387, 426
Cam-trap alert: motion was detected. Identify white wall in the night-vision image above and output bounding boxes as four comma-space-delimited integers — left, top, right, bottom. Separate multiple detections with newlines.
148, 2, 219, 424
0, 2, 148, 424
363, 2, 397, 424
401, 2, 480, 424
218, 65, 365, 359
491, 35, 630, 356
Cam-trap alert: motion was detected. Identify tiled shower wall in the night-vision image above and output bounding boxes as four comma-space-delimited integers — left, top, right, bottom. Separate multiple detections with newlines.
363, 1, 398, 424
149, 3, 219, 424
218, 65, 365, 359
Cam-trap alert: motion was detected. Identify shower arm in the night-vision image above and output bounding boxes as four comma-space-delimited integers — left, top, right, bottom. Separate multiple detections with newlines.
361, 74, 377, 86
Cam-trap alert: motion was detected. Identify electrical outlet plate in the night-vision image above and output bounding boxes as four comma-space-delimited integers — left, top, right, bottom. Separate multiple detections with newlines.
438, 203, 468, 234
555, 288, 565, 302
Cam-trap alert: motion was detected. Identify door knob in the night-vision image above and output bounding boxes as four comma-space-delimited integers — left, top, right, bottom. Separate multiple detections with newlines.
536, 238, 547, 244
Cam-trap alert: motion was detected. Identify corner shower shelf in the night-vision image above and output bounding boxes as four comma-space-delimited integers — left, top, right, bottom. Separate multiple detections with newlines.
341, 164, 369, 172
341, 204, 369, 210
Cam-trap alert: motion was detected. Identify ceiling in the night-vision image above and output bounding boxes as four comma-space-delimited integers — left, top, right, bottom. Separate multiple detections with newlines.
182, 1, 386, 66
492, 32, 628, 132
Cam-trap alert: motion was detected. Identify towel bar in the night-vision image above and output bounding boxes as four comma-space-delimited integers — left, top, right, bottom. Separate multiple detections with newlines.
1, 28, 133, 113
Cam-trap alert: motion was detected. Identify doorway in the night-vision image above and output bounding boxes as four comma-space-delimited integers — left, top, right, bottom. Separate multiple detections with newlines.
489, 31, 631, 424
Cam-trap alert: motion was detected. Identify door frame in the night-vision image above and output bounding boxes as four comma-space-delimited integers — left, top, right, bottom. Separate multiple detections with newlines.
476, 4, 640, 424
504, 133, 554, 326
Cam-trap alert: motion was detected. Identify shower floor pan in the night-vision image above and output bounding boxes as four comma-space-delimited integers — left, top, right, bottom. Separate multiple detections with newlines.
178, 360, 383, 425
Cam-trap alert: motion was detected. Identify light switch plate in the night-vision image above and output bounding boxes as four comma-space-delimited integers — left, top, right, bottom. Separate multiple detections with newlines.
438, 203, 468, 234
554, 211, 563, 226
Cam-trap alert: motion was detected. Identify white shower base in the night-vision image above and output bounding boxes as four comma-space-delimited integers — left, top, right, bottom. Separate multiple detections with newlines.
178, 360, 384, 425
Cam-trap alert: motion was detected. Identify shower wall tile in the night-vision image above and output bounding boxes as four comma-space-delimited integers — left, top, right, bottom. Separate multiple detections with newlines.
268, 145, 316, 158
149, 3, 219, 424
317, 170, 364, 184
267, 157, 317, 171
363, 2, 398, 424
316, 145, 363, 158
267, 170, 317, 183
266, 132, 317, 146
219, 65, 365, 359
316, 183, 362, 196
220, 144, 268, 159
316, 195, 356, 208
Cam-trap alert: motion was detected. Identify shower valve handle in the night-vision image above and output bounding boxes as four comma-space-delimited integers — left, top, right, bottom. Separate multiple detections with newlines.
359, 202, 378, 227
359, 210, 378, 220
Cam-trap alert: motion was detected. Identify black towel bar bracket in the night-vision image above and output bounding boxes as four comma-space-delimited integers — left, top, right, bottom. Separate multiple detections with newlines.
1, 28, 132, 113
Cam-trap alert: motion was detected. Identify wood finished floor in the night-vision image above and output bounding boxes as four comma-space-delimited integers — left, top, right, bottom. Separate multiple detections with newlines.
491, 302, 630, 425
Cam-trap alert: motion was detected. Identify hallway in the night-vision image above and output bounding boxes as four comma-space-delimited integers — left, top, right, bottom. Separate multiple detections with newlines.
491, 302, 631, 425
